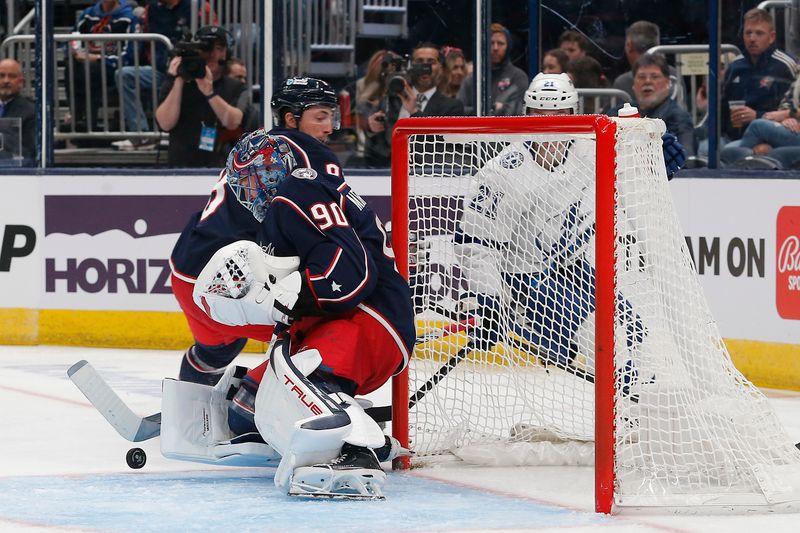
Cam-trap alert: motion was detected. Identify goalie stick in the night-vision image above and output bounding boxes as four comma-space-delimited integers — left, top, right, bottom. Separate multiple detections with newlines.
68, 360, 162, 442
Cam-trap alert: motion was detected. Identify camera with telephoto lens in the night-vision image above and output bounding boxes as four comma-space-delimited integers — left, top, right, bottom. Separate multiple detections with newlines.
172, 27, 226, 80
381, 52, 433, 97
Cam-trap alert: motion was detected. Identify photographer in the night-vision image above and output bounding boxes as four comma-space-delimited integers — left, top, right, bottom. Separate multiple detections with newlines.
363, 42, 464, 166
155, 25, 251, 167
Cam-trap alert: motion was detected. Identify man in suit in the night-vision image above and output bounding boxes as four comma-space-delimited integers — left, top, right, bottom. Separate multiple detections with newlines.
0, 58, 35, 162
363, 42, 464, 167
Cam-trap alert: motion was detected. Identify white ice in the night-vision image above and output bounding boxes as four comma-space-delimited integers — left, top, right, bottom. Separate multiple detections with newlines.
0, 345, 798, 533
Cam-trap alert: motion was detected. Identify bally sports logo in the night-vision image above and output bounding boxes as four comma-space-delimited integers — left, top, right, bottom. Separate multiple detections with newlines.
776, 206, 800, 319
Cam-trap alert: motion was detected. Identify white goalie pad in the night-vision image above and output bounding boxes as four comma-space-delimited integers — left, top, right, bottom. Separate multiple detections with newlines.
254, 340, 368, 492
193, 240, 300, 326
160, 369, 280, 466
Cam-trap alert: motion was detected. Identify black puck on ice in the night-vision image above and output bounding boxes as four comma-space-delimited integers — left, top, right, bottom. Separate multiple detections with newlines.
126, 447, 147, 469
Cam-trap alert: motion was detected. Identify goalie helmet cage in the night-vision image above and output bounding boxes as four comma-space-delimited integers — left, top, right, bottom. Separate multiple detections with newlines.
388, 115, 800, 514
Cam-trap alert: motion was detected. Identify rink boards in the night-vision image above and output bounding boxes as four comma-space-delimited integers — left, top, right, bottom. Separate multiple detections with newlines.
0, 170, 798, 390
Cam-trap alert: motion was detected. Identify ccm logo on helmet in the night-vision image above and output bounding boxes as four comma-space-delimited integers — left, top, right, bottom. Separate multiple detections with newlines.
283, 374, 324, 415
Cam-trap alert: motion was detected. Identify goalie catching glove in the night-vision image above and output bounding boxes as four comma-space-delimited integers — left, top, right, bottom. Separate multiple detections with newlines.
193, 240, 317, 326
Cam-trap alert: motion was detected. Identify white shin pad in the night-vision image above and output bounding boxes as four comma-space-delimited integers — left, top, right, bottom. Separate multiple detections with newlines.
254, 339, 385, 493
160, 367, 279, 466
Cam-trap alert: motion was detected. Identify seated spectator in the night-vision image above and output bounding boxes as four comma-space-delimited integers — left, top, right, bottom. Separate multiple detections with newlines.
613, 21, 686, 109
114, 0, 217, 150
558, 30, 588, 61
721, 7, 798, 144
437, 46, 467, 99
0, 58, 35, 161
542, 48, 569, 74
610, 53, 695, 156
155, 26, 250, 167
720, 74, 800, 168
226, 57, 247, 83
67, 0, 136, 132
567, 56, 609, 113
459, 23, 527, 116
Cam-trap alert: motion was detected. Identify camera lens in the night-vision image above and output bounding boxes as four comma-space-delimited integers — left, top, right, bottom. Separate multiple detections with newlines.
388, 75, 406, 96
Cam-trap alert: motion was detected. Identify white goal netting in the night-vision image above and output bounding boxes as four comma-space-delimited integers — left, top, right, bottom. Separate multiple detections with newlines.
400, 117, 800, 508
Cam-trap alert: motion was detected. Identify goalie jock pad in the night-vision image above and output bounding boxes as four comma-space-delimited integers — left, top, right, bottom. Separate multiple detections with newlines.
254, 339, 386, 493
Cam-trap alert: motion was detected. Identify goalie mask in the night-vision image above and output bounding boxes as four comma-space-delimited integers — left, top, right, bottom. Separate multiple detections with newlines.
524, 72, 579, 114
226, 130, 295, 222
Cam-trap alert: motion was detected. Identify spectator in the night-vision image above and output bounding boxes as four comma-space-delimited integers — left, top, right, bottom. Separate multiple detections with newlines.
721, 8, 798, 143
355, 49, 389, 107
613, 21, 686, 108
567, 56, 608, 113
720, 73, 800, 168
542, 48, 569, 74
155, 25, 250, 167
364, 42, 464, 166
226, 57, 247, 84
0, 58, 35, 161
113, 0, 217, 150
558, 30, 587, 61
67, 0, 136, 133
459, 23, 527, 116
437, 46, 467, 99
353, 49, 394, 167
612, 53, 695, 155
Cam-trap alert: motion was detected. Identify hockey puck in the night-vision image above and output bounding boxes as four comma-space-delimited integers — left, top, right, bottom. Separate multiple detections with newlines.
126, 447, 147, 469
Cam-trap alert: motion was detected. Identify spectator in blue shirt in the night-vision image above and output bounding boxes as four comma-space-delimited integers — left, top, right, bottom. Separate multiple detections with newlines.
721, 8, 798, 142
68, 0, 136, 132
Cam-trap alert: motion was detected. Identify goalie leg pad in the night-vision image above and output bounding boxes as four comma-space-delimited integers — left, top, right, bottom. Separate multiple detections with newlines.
254, 340, 354, 492
160, 374, 279, 466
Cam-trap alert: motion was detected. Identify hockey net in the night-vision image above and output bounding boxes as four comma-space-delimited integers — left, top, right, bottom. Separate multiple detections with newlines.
389, 115, 800, 512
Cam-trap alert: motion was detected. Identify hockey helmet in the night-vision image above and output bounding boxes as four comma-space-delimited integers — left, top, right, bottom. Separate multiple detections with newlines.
226, 130, 296, 222
271, 77, 340, 129
524, 73, 579, 114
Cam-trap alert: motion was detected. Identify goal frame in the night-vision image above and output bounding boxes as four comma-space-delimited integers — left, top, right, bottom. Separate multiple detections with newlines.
389, 115, 619, 514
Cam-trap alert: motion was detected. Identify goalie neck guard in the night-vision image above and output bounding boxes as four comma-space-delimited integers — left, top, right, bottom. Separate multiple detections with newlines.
226, 130, 295, 223
524, 72, 578, 114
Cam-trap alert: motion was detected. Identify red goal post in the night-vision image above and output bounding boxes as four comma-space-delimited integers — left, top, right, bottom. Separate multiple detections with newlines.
389, 115, 618, 512
388, 115, 800, 514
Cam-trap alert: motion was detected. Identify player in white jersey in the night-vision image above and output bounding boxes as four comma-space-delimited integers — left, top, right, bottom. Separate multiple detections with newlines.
454, 73, 644, 384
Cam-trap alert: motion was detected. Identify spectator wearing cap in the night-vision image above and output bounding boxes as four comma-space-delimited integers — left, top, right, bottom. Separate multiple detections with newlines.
459, 23, 528, 116
155, 25, 251, 167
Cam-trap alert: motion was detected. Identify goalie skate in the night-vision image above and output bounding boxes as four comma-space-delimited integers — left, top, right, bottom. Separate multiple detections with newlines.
288, 443, 386, 500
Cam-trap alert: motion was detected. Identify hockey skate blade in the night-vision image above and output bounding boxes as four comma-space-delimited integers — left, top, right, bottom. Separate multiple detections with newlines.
288, 466, 386, 500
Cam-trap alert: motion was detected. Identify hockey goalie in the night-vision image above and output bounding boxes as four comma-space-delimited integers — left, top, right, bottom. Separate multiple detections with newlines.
161, 78, 415, 499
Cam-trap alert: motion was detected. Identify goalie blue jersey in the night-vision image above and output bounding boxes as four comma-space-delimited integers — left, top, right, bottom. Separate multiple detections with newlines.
170, 171, 264, 281
266, 127, 416, 355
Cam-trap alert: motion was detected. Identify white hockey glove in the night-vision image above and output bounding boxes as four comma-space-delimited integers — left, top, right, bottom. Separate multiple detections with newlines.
193, 240, 300, 326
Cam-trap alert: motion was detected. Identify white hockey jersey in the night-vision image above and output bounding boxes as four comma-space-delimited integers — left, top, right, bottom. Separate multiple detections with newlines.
454, 138, 596, 297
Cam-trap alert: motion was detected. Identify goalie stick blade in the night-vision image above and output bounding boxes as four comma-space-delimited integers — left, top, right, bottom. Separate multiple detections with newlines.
67, 360, 161, 442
